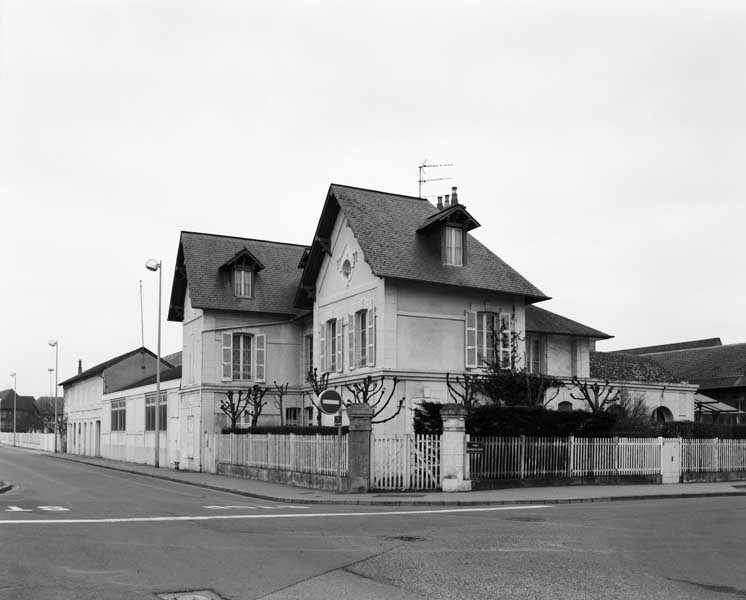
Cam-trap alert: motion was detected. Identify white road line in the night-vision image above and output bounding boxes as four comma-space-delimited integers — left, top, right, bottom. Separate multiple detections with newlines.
0, 505, 549, 525
202, 505, 310, 510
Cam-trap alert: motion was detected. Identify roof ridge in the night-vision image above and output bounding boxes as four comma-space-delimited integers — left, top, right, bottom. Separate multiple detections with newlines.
642, 342, 746, 356
330, 183, 429, 202
181, 230, 310, 248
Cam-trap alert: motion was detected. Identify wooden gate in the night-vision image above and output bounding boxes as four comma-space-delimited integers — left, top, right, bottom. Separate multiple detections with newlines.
371, 434, 440, 490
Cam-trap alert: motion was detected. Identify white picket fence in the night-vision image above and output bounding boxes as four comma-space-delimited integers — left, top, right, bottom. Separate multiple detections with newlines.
372, 434, 440, 490
216, 433, 348, 477
681, 438, 746, 473
0, 432, 56, 452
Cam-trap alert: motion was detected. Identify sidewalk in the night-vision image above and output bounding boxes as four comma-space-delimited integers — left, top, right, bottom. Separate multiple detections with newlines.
47, 452, 746, 506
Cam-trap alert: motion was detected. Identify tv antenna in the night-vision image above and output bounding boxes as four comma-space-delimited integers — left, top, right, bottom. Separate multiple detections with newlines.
418, 160, 453, 198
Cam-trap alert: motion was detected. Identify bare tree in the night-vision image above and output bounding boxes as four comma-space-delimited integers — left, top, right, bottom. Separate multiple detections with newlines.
272, 381, 289, 426
344, 375, 405, 424
220, 390, 251, 431
246, 385, 270, 427
446, 372, 482, 410
305, 368, 330, 426
569, 377, 621, 413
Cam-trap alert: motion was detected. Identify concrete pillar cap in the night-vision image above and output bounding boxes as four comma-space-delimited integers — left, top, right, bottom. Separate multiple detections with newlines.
440, 403, 467, 418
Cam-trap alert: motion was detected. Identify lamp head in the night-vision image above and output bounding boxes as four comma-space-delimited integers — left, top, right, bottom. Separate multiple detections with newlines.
145, 259, 161, 272
9, 372, 15, 377
48, 339, 57, 347
48, 368, 54, 373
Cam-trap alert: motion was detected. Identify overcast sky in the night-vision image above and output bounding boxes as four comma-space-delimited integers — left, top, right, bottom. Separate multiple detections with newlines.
2, 0, 745, 398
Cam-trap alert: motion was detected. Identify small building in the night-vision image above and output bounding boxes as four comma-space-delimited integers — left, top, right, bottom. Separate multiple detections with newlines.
0, 389, 39, 432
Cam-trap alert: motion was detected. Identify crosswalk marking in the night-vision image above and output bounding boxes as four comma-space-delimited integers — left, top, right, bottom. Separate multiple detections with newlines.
4, 506, 70, 512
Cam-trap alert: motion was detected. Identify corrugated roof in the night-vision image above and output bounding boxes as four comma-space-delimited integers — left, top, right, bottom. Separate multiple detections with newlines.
590, 352, 680, 383
298, 185, 549, 305
525, 305, 612, 339
109, 365, 182, 393
614, 338, 723, 355
170, 231, 308, 320
637, 343, 746, 390
60, 347, 167, 387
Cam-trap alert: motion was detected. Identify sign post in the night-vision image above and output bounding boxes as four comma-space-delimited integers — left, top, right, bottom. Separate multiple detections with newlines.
318, 389, 344, 492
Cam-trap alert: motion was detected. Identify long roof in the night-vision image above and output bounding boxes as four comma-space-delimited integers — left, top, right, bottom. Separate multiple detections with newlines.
169, 231, 309, 321
59, 347, 168, 387
590, 352, 680, 383
298, 185, 549, 306
109, 365, 182, 393
614, 338, 722, 355
630, 343, 746, 390
525, 305, 611, 339
0, 390, 38, 413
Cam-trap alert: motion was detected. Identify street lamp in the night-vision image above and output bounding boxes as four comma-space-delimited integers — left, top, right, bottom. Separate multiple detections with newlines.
48, 340, 59, 453
145, 258, 162, 468
8, 372, 16, 446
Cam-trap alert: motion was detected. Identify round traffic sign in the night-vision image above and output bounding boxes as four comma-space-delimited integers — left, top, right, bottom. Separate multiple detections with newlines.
318, 389, 343, 415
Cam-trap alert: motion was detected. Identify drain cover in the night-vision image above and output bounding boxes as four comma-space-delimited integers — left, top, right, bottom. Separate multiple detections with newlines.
158, 591, 225, 600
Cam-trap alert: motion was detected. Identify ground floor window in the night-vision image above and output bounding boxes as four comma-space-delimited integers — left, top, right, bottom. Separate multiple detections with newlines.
145, 392, 168, 431
111, 399, 126, 431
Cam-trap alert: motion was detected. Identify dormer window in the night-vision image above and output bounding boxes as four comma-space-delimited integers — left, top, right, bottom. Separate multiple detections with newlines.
445, 226, 463, 266
234, 267, 252, 297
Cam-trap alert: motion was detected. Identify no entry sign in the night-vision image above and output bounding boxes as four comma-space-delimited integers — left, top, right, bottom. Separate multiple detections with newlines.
318, 389, 342, 415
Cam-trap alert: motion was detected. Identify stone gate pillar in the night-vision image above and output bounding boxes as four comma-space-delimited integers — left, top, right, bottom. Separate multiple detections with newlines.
440, 404, 471, 492
347, 403, 374, 493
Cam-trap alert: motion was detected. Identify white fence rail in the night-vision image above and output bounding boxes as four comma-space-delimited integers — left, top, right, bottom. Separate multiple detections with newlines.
0, 432, 56, 452
215, 433, 348, 477
681, 438, 746, 473
372, 434, 440, 490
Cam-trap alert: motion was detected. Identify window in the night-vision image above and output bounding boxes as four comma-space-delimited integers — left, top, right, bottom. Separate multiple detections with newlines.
233, 267, 252, 297
111, 399, 126, 432
303, 334, 313, 379
466, 310, 511, 369
145, 392, 167, 431
558, 401, 573, 413
221, 332, 266, 382
526, 335, 545, 374
285, 407, 300, 425
328, 319, 337, 371
445, 226, 463, 266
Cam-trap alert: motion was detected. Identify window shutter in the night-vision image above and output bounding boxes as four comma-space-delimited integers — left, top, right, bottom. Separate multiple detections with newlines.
499, 312, 512, 368
255, 334, 266, 382
336, 319, 344, 372
348, 314, 355, 371
319, 326, 326, 373
465, 310, 477, 368
221, 333, 232, 380
367, 307, 376, 367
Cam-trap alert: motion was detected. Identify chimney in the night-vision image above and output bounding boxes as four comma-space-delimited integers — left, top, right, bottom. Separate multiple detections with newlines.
451, 186, 458, 205
444, 194, 450, 207
78, 359, 82, 375
437, 196, 443, 210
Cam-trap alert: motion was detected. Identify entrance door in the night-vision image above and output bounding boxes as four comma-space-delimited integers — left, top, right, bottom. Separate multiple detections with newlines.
661, 439, 681, 484
95, 420, 101, 457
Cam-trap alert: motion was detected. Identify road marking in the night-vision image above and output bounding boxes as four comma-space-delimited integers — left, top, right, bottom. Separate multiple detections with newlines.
203, 505, 309, 510
0, 505, 549, 525
4, 506, 70, 512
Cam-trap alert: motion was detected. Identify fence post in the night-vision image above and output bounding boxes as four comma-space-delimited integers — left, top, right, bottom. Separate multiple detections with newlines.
347, 403, 374, 493
290, 433, 296, 472
613, 436, 619, 476
439, 404, 471, 492
713, 438, 719, 472
229, 432, 233, 465
519, 435, 526, 480
268, 433, 274, 469
568, 436, 574, 477
314, 433, 320, 473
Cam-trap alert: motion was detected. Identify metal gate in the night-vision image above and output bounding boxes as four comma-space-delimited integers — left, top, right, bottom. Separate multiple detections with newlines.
661, 438, 681, 483
371, 434, 440, 490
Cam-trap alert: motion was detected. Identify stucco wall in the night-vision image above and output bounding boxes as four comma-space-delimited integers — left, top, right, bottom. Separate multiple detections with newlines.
182, 288, 204, 387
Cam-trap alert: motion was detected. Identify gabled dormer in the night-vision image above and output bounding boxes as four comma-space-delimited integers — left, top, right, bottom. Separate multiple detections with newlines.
220, 247, 265, 298
416, 187, 480, 266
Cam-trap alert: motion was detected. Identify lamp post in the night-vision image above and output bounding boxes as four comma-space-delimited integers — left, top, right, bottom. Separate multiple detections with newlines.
48, 340, 59, 452
145, 258, 162, 468
9, 372, 16, 446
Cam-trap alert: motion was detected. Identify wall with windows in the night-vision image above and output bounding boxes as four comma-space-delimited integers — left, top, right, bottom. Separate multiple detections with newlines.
64, 376, 103, 456
101, 378, 181, 467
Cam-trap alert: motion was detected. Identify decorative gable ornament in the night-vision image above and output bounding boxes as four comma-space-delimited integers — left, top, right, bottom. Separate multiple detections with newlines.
335, 244, 358, 286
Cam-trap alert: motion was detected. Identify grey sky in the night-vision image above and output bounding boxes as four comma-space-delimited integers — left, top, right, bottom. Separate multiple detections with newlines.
2, 0, 745, 397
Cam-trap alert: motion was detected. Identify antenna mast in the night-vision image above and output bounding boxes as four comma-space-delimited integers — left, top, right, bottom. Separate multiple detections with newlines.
418, 160, 454, 198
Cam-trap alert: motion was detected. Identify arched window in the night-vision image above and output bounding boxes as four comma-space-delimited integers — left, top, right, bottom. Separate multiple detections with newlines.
558, 401, 573, 412
652, 406, 673, 423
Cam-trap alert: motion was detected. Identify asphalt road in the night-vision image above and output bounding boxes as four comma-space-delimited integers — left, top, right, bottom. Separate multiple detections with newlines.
0, 446, 745, 600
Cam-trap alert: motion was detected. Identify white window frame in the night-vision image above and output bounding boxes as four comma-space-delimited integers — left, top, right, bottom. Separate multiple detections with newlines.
111, 399, 126, 432
526, 334, 545, 375
445, 226, 463, 266
221, 331, 266, 382
145, 392, 168, 431
233, 267, 252, 298
327, 319, 337, 372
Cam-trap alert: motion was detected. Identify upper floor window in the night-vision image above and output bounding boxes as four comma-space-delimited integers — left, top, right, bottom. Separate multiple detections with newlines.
111, 399, 126, 432
465, 310, 512, 369
232, 333, 252, 380
445, 226, 463, 266
526, 335, 545, 374
303, 334, 313, 379
221, 332, 266, 382
328, 319, 338, 372
145, 392, 167, 431
234, 267, 252, 297
356, 309, 368, 367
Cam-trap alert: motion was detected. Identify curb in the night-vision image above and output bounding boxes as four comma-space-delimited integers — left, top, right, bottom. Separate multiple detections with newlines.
49, 454, 746, 507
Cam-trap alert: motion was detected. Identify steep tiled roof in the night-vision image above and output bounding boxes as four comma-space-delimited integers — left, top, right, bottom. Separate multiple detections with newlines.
525, 305, 612, 339
590, 352, 680, 383
109, 365, 182, 393
614, 338, 722, 355
298, 185, 549, 305
59, 347, 169, 387
170, 231, 308, 320
636, 344, 746, 390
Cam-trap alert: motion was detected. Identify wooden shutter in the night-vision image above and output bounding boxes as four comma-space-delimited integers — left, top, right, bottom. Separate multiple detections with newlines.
255, 334, 266, 382
335, 319, 344, 372
465, 310, 477, 368
348, 314, 355, 371
499, 312, 511, 368
221, 332, 232, 380
319, 325, 326, 373
367, 307, 376, 367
